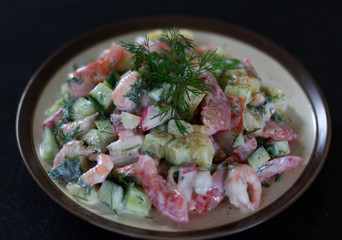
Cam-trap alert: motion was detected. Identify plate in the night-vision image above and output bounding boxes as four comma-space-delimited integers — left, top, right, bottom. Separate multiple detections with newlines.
16, 16, 331, 239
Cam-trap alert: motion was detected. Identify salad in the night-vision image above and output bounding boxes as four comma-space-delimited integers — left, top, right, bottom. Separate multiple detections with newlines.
40, 29, 302, 223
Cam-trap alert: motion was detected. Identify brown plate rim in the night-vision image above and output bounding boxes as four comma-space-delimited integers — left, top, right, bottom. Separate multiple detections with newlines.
16, 15, 331, 239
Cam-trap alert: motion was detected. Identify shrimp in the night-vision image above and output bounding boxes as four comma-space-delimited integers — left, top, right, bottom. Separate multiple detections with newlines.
191, 167, 227, 213
79, 153, 114, 186
253, 120, 297, 142
225, 164, 262, 211
137, 154, 188, 223
257, 155, 302, 182
193, 170, 212, 195
60, 113, 98, 138
201, 74, 231, 135
52, 140, 94, 168
107, 134, 144, 167
68, 43, 124, 98
111, 70, 138, 111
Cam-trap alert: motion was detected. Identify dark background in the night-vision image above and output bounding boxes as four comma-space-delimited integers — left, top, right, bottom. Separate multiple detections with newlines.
1, 0, 341, 239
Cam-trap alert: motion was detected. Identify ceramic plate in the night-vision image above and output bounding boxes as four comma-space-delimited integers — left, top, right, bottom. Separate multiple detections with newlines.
16, 16, 331, 239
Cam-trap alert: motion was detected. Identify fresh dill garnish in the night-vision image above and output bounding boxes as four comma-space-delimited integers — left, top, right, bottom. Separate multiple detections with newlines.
121, 28, 232, 135
244, 127, 261, 135
246, 102, 266, 117
120, 144, 141, 152
226, 97, 240, 117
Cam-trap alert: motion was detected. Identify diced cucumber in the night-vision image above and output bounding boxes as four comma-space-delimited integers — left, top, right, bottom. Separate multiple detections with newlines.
78, 156, 90, 173
45, 98, 63, 116
82, 129, 114, 153
148, 87, 164, 102
98, 130, 115, 150
125, 185, 151, 215
243, 108, 265, 132
187, 136, 215, 168
88, 83, 114, 115
61, 82, 71, 98
164, 137, 191, 165
39, 127, 60, 161
264, 141, 290, 158
225, 85, 252, 104
141, 130, 173, 158
70, 97, 97, 120
167, 119, 194, 137
235, 76, 260, 94
95, 119, 115, 133
97, 180, 124, 210
248, 146, 271, 169
66, 182, 97, 201
105, 69, 120, 89
121, 112, 141, 129
183, 86, 205, 114
232, 133, 245, 148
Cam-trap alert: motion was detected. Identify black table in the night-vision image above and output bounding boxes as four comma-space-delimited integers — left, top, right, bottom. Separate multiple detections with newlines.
1, 1, 341, 239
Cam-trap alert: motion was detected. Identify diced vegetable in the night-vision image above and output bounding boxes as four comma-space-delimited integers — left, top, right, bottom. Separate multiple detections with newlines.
248, 146, 271, 169
235, 76, 260, 94
95, 119, 115, 134
66, 182, 97, 201
164, 137, 191, 165
45, 98, 64, 117
121, 112, 141, 129
105, 69, 120, 89
97, 180, 124, 210
243, 109, 265, 132
39, 127, 60, 161
167, 119, 194, 137
141, 130, 173, 158
264, 141, 290, 158
82, 129, 114, 153
125, 185, 152, 215
183, 86, 205, 114
225, 85, 253, 104
70, 97, 97, 120
187, 136, 215, 168
88, 83, 114, 115
60, 83, 71, 98
232, 133, 245, 148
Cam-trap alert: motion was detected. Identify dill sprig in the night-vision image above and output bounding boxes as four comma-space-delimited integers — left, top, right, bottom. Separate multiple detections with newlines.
121, 28, 224, 134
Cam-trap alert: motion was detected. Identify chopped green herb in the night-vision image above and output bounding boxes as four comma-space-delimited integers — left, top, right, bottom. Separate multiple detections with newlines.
121, 144, 141, 152
48, 157, 81, 183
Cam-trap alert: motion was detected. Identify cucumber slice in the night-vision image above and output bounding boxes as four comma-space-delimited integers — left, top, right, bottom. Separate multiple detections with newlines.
61, 82, 71, 98
125, 185, 151, 215
66, 182, 97, 201
82, 129, 114, 153
164, 137, 191, 165
248, 146, 271, 169
70, 97, 97, 120
88, 83, 114, 115
97, 180, 124, 210
141, 130, 173, 158
167, 119, 194, 137
225, 85, 252, 104
105, 69, 120, 89
95, 120, 115, 133
121, 112, 141, 129
232, 133, 244, 148
45, 98, 63, 117
265, 141, 290, 158
148, 87, 164, 102
39, 127, 60, 161
78, 156, 90, 173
